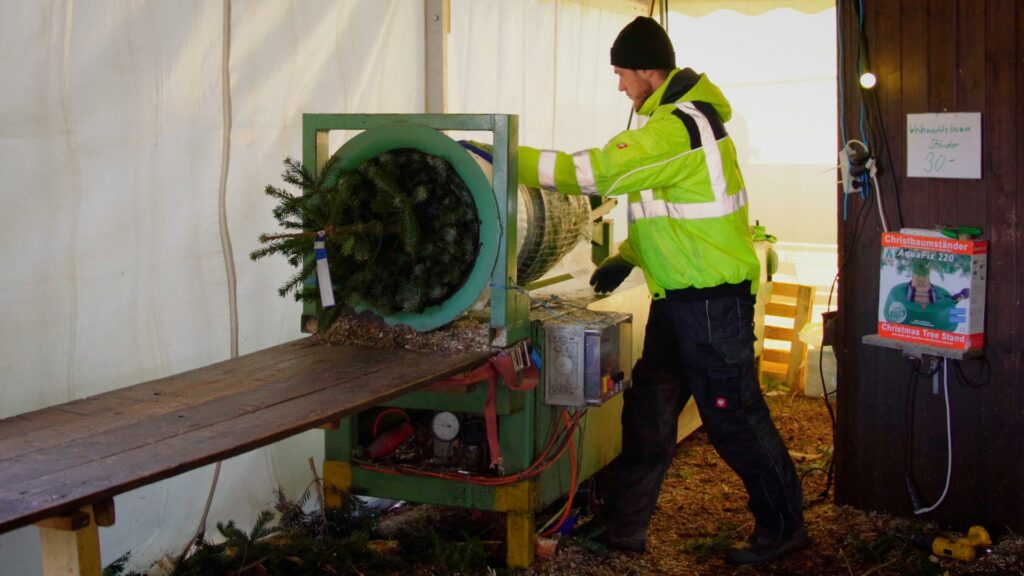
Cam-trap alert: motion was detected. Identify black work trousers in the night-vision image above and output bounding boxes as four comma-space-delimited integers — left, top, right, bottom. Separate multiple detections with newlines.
606, 294, 803, 543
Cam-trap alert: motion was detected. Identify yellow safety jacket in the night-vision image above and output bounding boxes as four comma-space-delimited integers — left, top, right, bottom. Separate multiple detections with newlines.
518, 68, 759, 298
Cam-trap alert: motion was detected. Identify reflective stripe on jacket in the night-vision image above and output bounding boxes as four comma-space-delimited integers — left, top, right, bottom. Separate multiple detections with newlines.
519, 68, 759, 298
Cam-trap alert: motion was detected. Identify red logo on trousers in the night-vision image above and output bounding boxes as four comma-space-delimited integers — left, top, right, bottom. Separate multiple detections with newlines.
714, 397, 728, 409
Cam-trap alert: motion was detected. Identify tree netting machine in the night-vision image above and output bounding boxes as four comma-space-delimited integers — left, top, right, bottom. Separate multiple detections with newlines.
300, 114, 649, 568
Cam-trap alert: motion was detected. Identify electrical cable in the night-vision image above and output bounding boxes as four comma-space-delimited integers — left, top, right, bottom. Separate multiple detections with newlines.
836, 0, 850, 150
911, 356, 941, 378
828, 16, 894, 510
820, 0, 907, 508
841, 0, 906, 231
354, 415, 576, 486
537, 500, 567, 535
907, 359, 953, 515
372, 408, 410, 438
865, 87, 905, 228
182, 0, 234, 561
541, 410, 579, 537
870, 170, 889, 232
354, 409, 584, 487
537, 409, 586, 535
904, 357, 920, 499
810, 190, 873, 504
953, 357, 990, 388
536, 405, 593, 537
853, 0, 905, 229
853, 0, 871, 147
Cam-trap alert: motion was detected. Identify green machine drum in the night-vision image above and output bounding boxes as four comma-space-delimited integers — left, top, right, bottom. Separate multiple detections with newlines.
324, 122, 500, 332
325, 123, 589, 333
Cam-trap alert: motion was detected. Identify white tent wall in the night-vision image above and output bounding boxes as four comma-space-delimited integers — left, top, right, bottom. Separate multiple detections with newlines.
448, 0, 634, 150
0, 0, 836, 572
0, 0, 424, 572
667, 7, 838, 245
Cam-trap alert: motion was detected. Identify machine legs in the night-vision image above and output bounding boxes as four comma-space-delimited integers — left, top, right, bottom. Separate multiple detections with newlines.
495, 480, 537, 568
324, 460, 538, 569
504, 510, 536, 568
322, 459, 352, 509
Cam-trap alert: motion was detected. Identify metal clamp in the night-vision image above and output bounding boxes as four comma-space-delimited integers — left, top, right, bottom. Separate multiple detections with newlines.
510, 341, 530, 372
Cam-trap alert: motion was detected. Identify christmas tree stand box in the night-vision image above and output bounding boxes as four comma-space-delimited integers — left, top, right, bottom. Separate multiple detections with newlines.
877, 232, 987, 351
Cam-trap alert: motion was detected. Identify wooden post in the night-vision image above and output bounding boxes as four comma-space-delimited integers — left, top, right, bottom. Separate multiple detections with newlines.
494, 480, 537, 568
424, 0, 449, 113
505, 510, 535, 568
37, 506, 103, 576
323, 460, 352, 509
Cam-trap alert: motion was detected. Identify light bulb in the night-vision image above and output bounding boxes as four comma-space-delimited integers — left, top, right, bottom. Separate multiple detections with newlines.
860, 72, 877, 89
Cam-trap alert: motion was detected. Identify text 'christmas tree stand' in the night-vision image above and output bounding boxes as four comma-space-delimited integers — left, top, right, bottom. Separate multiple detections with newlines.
877, 232, 987, 351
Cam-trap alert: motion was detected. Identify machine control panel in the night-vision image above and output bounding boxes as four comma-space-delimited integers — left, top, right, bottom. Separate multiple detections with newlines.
542, 311, 632, 407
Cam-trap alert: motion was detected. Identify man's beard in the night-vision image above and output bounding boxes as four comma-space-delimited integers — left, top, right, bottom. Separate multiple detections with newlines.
632, 87, 653, 111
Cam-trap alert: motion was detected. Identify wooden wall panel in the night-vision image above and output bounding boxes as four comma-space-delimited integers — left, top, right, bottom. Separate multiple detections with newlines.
835, 0, 1022, 531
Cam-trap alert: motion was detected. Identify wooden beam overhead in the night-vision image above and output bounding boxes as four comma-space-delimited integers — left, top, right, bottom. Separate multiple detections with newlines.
568, 0, 651, 17
667, 0, 833, 16
567, 0, 834, 17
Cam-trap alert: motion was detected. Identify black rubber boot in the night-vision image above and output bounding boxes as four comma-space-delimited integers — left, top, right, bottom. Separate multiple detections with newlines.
725, 527, 810, 565
574, 518, 647, 553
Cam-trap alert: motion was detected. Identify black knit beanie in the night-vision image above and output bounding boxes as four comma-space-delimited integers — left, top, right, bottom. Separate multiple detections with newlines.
610, 16, 675, 70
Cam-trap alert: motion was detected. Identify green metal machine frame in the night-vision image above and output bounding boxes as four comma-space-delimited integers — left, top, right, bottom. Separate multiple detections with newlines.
301, 113, 530, 344
306, 113, 627, 568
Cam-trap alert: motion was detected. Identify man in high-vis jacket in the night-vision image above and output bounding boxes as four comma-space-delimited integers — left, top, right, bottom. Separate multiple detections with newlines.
517, 17, 807, 566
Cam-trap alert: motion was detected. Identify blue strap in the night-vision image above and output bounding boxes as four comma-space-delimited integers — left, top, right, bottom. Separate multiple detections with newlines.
459, 140, 493, 163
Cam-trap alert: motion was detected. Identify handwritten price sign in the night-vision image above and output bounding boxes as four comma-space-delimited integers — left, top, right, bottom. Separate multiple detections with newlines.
906, 113, 982, 179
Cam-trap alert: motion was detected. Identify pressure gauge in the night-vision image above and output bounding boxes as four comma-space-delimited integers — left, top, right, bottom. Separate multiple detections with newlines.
431, 411, 461, 442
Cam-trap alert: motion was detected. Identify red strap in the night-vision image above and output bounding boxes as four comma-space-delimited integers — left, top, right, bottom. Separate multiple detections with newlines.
489, 347, 540, 392
483, 375, 501, 470
431, 343, 538, 470
435, 360, 503, 469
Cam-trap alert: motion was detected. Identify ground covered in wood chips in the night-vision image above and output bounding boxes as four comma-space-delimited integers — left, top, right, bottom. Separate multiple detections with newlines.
519, 392, 1024, 576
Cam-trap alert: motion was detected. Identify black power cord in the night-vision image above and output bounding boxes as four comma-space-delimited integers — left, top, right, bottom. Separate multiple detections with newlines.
904, 358, 925, 511
904, 355, 955, 514
816, 0, 912, 507
809, 181, 874, 505
953, 357, 990, 388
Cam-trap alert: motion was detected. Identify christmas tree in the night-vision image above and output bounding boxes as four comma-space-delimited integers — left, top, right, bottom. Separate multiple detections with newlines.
251, 149, 481, 329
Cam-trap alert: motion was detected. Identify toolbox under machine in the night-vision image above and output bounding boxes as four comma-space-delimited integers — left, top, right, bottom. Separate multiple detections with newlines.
305, 114, 643, 567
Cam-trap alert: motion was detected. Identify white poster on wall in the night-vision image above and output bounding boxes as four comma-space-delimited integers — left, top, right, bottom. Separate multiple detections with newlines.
906, 112, 982, 179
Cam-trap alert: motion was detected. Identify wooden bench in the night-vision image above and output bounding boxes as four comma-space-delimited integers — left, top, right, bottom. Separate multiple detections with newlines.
0, 338, 491, 576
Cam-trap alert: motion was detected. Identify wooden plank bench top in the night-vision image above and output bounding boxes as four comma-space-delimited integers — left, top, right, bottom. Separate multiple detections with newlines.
0, 337, 493, 534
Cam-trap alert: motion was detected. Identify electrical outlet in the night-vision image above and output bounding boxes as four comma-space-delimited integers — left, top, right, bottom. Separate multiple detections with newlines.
839, 140, 872, 195
839, 145, 855, 195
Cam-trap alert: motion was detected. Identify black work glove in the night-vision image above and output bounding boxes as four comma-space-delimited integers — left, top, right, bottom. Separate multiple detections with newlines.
589, 254, 634, 294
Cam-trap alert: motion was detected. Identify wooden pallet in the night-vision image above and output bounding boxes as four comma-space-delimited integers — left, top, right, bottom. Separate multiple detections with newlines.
0, 338, 492, 576
758, 282, 814, 392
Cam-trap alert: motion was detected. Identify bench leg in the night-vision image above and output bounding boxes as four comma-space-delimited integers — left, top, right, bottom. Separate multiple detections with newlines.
37, 507, 101, 576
